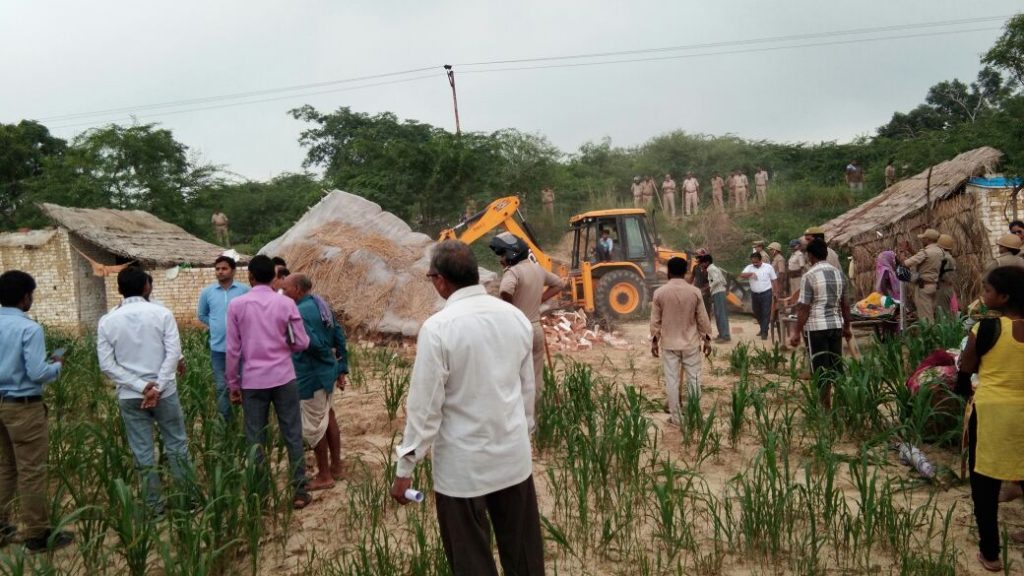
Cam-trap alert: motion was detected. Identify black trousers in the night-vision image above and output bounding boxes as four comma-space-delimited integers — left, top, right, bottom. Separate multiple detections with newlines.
806, 329, 843, 405
750, 290, 772, 337
435, 475, 545, 576
968, 410, 1024, 562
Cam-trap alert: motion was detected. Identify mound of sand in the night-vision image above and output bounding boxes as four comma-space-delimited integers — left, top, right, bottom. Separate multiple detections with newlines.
260, 190, 495, 337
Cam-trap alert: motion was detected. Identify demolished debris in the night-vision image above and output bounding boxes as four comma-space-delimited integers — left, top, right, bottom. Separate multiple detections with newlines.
542, 309, 633, 352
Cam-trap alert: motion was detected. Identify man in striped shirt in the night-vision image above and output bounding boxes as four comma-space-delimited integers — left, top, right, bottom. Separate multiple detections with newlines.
788, 239, 852, 409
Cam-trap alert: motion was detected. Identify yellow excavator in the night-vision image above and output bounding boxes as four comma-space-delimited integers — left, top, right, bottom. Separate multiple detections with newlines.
439, 196, 691, 320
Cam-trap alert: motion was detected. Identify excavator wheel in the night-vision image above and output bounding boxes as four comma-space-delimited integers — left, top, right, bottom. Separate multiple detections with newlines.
595, 269, 649, 322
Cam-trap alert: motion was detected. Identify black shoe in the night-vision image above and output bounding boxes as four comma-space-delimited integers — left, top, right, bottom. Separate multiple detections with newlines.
0, 523, 16, 547
24, 530, 73, 554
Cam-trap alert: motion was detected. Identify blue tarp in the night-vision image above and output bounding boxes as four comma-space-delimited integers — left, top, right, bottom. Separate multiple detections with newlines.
969, 176, 1022, 188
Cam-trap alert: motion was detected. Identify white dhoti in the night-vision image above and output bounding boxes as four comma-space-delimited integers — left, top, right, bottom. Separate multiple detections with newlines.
301, 389, 332, 447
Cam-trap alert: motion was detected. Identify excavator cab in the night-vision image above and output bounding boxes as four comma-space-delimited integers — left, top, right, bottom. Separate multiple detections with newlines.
568, 209, 663, 320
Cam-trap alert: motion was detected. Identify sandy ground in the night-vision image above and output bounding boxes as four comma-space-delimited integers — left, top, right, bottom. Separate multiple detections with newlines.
257, 313, 1023, 575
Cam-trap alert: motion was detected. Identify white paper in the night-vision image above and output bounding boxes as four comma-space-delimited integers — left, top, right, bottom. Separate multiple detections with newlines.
404, 489, 425, 503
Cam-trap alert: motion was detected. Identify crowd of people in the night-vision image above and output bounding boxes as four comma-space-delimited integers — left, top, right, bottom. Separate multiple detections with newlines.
0, 216, 1022, 570
628, 168, 771, 217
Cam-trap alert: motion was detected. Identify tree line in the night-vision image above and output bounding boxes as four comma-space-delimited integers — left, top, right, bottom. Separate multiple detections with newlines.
2, 15, 1021, 251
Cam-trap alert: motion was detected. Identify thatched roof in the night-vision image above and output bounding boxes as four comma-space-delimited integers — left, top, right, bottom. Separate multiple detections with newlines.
39, 203, 230, 267
0, 229, 57, 249
824, 146, 1003, 246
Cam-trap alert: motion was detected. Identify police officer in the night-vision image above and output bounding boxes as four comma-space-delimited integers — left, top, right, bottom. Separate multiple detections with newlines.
900, 228, 944, 322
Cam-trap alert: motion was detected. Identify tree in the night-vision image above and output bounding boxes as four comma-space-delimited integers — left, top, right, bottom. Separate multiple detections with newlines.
982, 13, 1024, 89
0, 121, 66, 229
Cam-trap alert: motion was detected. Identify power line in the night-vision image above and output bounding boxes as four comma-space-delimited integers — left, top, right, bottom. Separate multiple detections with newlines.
459, 26, 1002, 75
38, 66, 440, 123
47, 73, 442, 131
454, 15, 1011, 67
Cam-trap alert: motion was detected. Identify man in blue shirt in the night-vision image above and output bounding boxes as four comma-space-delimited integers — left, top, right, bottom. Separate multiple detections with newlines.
0, 271, 73, 552
197, 256, 249, 421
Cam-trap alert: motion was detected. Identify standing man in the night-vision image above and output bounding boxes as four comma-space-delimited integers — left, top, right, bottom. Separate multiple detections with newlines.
226, 255, 313, 510
98, 267, 195, 515
739, 252, 777, 340
786, 239, 805, 297
281, 274, 347, 491
710, 172, 726, 211
211, 209, 230, 246
935, 234, 958, 318
699, 254, 731, 342
630, 176, 643, 208
491, 233, 564, 411
752, 240, 770, 266
802, 227, 842, 271
732, 169, 749, 211
197, 255, 249, 421
788, 239, 852, 409
661, 174, 677, 218
754, 166, 769, 204
540, 187, 555, 218
0, 271, 73, 552
641, 176, 657, 208
390, 241, 543, 576
988, 233, 1024, 271
682, 172, 700, 216
845, 161, 864, 191
768, 242, 787, 291
885, 159, 896, 188
1010, 220, 1024, 241
899, 228, 944, 323
651, 257, 712, 422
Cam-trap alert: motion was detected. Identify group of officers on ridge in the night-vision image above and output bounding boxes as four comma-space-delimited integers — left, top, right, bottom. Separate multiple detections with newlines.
630, 169, 770, 217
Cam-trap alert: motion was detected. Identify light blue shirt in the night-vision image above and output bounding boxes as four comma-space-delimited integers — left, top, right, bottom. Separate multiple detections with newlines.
197, 281, 249, 353
0, 307, 61, 397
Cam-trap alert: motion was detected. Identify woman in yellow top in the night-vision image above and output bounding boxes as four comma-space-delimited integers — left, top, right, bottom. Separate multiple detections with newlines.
957, 265, 1024, 572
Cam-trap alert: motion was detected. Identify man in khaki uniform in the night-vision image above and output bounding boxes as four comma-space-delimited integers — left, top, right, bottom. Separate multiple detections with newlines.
802, 227, 842, 271
884, 159, 896, 188
752, 240, 770, 267
900, 228, 944, 323
212, 210, 230, 246
988, 233, 1024, 271
768, 242, 787, 288
786, 239, 805, 297
732, 170, 749, 211
641, 176, 657, 207
540, 187, 555, 218
682, 172, 700, 216
660, 174, 677, 218
650, 258, 712, 423
710, 173, 726, 211
754, 167, 769, 204
935, 234, 957, 318
491, 232, 564, 411
630, 176, 643, 208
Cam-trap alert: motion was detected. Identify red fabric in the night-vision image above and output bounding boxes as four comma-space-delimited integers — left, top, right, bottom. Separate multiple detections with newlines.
906, 350, 956, 393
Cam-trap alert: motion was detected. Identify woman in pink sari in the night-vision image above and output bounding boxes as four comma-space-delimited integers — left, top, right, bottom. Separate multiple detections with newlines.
875, 250, 902, 301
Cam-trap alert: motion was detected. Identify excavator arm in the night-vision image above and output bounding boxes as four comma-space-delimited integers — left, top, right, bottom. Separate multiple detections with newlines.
438, 196, 553, 272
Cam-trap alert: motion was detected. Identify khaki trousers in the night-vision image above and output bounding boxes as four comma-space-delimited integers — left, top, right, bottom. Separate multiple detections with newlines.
756, 185, 767, 204
531, 324, 546, 410
663, 349, 702, 420
0, 401, 50, 538
661, 193, 676, 218
915, 284, 937, 323
684, 192, 699, 215
712, 189, 724, 211
542, 202, 553, 218
633, 195, 642, 208
735, 187, 748, 210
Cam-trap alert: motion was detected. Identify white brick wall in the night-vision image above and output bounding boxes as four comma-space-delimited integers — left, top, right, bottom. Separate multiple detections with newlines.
0, 229, 82, 332
970, 183, 1019, 258
104, 266, 243, 327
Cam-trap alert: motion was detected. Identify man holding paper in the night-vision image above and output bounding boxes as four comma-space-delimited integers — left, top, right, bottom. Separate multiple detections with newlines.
389, 240, 544, 576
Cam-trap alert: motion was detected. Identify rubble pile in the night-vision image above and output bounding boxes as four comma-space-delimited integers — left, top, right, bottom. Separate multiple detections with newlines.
542, 309, 632, 352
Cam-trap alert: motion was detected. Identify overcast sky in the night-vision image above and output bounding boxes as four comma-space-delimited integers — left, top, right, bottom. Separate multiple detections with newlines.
1, 1, 1019, 180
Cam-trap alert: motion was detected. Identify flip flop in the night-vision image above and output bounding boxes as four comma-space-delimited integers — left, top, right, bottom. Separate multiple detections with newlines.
292, 492, 313, 510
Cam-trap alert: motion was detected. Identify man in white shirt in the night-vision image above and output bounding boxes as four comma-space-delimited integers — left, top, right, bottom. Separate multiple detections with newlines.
738, 252, 778, 340
389, 240, 543, 576
98, 267, 194, 515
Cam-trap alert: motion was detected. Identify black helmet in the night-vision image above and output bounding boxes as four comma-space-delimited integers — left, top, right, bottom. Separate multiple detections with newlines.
489, 232, 530, 265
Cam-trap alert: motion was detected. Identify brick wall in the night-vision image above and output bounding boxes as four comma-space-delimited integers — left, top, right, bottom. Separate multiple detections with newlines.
0, 229, 82, 331
971, 184, 1018, 259
105, 267, 221, 327
67, 232, 112, 327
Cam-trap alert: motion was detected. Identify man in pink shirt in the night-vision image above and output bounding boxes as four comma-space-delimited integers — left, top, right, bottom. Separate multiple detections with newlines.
226, 254, 313, 509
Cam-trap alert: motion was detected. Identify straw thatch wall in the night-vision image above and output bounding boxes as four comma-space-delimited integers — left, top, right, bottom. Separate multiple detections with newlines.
846, 192, 992, 303
39, 203, 229, 267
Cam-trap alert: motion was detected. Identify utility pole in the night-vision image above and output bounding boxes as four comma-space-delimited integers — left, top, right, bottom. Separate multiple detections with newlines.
444, 64, 461, 136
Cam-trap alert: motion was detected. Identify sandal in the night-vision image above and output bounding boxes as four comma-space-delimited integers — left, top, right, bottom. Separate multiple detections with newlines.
292, 492, 313, 510
977, 551, 1002, 572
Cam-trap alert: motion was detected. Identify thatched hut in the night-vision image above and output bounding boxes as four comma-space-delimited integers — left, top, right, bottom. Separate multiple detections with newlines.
0, 204, 236, 331
823, 146, 1010, 303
